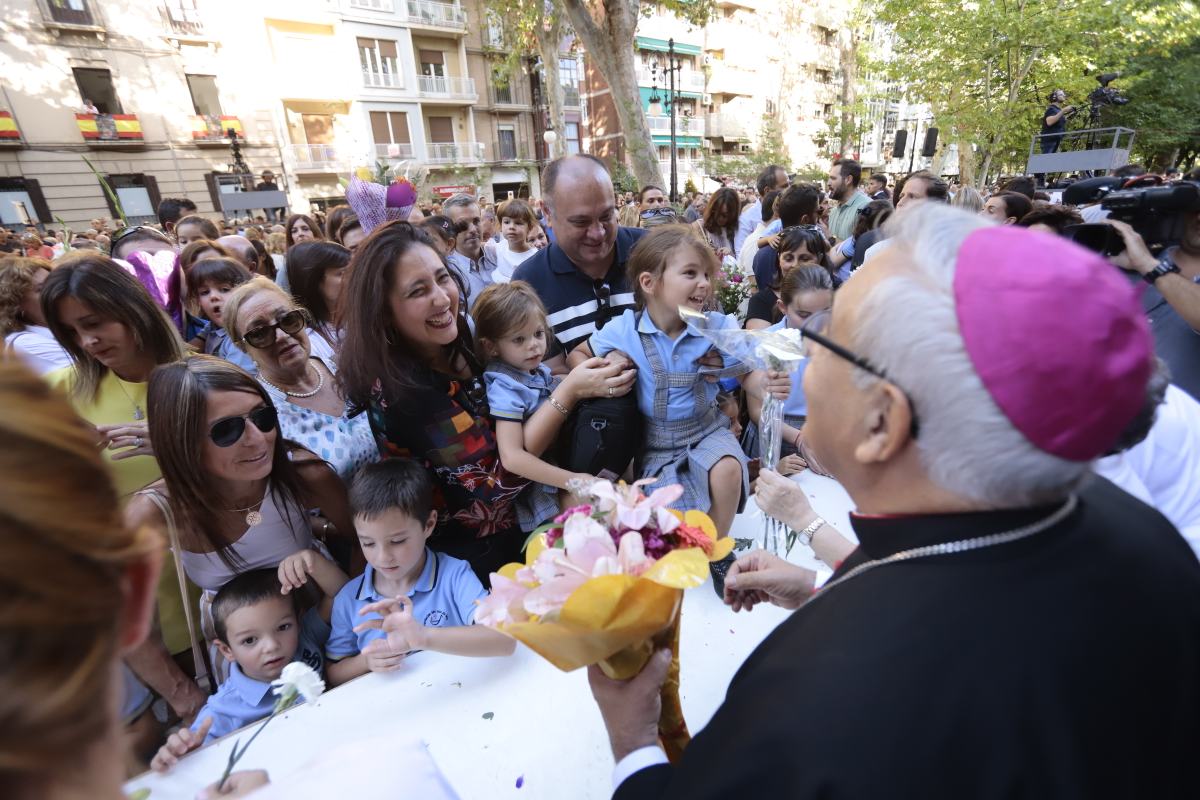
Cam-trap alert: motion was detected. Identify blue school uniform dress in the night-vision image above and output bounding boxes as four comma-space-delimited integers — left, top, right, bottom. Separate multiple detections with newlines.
764, 318, 810, 456
589, 309, 751, 513
325, 548, 487, 661
189, 609, 330, 743
484, 360, 563, 530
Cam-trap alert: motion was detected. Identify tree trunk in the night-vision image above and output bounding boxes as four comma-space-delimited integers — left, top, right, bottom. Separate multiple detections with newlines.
957, 137, 976, 187
838, 27, 857, 155
536, 11, 567, 159
977, 148, 995, 189
560, 0, 664, 188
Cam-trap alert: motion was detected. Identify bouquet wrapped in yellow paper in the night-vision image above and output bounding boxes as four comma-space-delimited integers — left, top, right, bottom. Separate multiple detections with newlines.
476, 479, 734, 762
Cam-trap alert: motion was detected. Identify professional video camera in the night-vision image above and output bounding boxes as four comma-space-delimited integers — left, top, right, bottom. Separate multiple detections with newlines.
1063, 177, 1200, 254
1086, 72, 1129, 124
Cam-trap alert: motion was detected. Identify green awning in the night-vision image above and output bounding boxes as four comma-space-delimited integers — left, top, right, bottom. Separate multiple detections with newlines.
652, 135, 704, 147
636, 36, 702, 56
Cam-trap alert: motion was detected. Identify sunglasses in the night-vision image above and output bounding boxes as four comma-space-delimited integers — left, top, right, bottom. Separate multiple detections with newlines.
800, 311, 921, 438
209, 405, 278, 448
640, 208, 676, 219
237, 309, 308, 349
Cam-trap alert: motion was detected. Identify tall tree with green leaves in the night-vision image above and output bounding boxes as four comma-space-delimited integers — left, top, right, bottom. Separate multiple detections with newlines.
558, 0, 714, 188
1108, 29, 1200, 170
485, 0, 570, 159
867, 0, 1195, 186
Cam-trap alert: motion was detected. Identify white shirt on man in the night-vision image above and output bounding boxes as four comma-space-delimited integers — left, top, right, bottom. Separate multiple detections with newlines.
1095, 384, 1200, 558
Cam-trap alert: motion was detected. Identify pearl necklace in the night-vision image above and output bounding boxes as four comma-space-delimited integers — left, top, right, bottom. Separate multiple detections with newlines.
260, 363, 324, 398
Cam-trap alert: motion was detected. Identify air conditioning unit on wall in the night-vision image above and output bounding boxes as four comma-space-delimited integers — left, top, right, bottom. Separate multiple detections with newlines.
702, 93, 713, 106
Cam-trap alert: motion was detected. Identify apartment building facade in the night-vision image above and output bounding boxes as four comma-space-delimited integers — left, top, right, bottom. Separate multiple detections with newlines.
0, 0, 560, 231
581, 0, 854, 192
0, 0, 288, 231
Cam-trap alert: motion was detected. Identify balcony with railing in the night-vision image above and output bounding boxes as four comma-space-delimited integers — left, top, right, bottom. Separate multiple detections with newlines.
426, 141, 484, 164
635, 67, 705, 94
76, 112, 144, 143
363, 65, 401, 88
705, 112, 749, 141
418, 74, 476, 100
190, 115, 243, 143
47, 0, 97, 25
706, 62, 755, 96
646, 114, 705, 138
285, 143, 351, 171
160, 1, 203, 35
405, 0, 466, 30
562, 85, 581, 107
373, 142, 416, 160
491, 139, 530, 162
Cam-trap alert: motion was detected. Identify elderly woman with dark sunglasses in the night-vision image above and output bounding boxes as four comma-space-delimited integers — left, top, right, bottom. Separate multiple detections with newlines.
223, 276, 377, 484
124, 355, 357, 683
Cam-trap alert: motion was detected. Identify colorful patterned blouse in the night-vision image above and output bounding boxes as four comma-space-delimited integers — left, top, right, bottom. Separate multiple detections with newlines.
367, 367, 528, 540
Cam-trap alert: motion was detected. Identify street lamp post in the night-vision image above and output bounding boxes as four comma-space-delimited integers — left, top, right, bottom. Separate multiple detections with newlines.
648, 38, 682, 203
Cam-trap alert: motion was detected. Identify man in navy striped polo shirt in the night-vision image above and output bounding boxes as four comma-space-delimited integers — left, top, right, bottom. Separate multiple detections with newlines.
514, 155, 645, 368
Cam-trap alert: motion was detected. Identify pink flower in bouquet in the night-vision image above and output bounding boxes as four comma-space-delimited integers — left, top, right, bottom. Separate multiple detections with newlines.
590, 480, 683, 534
474, 573, 531, 626
521, 514, 620, 615
730, 272, 744, 284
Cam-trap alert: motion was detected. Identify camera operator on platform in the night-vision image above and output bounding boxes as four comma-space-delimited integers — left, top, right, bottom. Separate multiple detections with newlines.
1041, 89, 1076, 155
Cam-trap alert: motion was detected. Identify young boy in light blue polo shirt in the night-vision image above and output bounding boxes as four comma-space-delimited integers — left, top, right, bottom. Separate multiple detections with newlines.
326, 459, 516, 686
151, 564, 346, 772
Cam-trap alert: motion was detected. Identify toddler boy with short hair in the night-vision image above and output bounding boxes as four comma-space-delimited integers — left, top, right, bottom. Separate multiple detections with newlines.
151, 560, 346, 771
326, 459, 515, 686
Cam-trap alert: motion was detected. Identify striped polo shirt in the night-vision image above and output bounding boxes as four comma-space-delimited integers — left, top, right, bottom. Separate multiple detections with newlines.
513, 226, 645, 353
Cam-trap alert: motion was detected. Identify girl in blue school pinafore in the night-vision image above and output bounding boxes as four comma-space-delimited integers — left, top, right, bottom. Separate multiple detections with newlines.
576, 227, 781, 538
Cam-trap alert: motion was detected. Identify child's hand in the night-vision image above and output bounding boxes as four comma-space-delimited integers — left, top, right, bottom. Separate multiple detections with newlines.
776, 453, 809, 477
763, 369, 791, 401
604, 349, 634, 371
360, 638, 409, 673
278, 550, 318, 595
151, 716, 212, 773
356, 596, 428, 653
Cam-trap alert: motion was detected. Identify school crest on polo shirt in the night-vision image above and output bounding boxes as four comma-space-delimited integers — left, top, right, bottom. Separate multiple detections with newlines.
424, 610, 449, 627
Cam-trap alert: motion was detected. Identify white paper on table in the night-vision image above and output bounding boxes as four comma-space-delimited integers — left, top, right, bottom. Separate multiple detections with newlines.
246, 735, 460, 800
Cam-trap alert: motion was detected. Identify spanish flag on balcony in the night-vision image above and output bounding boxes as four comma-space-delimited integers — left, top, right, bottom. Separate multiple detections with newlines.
191, 115, 244, 140
0, 112, 19, 140
76, 113, 143, 141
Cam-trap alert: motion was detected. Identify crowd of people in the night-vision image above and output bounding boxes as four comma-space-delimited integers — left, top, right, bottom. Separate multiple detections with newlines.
3, 151, 1200, 798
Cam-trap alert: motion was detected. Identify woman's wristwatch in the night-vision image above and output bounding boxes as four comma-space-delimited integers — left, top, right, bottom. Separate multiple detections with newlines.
792, 515, 826, 548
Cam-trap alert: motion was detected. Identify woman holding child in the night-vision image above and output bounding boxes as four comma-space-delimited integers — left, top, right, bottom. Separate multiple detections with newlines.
338, 221, 635, 580
124, 356, 358, 683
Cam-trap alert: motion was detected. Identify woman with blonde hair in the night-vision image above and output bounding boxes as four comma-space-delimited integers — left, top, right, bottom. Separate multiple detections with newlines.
124, 355, 358, 683
0, 360, 165, 794
225, 276, 377, 482
951, 184, 985, 213
0, 256, 70, 374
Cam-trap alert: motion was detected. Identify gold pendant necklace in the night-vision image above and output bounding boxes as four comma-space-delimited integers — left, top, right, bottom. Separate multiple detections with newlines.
229, 499, 265, 527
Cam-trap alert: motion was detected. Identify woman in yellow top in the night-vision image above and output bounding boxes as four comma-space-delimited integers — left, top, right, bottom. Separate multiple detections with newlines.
41, 254, 207, 724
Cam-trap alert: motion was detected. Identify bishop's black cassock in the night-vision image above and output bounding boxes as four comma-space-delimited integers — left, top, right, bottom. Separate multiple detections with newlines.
617, 478, 1200, 799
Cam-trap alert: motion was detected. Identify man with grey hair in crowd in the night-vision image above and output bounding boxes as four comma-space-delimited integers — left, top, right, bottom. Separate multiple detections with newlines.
589, 203, 1200, 798
442, 192, 496, 310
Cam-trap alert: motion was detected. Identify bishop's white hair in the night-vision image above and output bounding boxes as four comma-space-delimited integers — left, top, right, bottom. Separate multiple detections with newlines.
850, 203, 1090, 507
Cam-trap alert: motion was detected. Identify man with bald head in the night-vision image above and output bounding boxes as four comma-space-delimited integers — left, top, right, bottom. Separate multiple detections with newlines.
513, 155, 645, 366
217, 234, 258, 272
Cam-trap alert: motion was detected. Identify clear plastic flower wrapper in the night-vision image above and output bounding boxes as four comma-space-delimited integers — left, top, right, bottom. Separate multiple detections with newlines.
341, 159, 426, 236
476, 478, 734, 763
679, 306, 806, 553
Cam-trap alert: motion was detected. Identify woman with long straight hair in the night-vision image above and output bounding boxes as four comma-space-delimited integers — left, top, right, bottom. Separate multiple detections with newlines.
0, 359, 165, 790
124, 355, 356, 682
338, 221, 629, 579
286, 213, 325, 250
38, 253, 206, 725
694, 186, 741, 259
286, 240, 351, 351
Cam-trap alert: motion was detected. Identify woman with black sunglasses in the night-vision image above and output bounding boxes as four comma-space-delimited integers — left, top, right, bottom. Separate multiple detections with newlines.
224, 276, 377, 484
338, 221, 622, 581
124, 355, 357, 683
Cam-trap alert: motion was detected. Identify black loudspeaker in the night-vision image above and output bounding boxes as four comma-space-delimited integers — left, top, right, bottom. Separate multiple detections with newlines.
892, 129, 907, 159
921, 127, 939, 157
